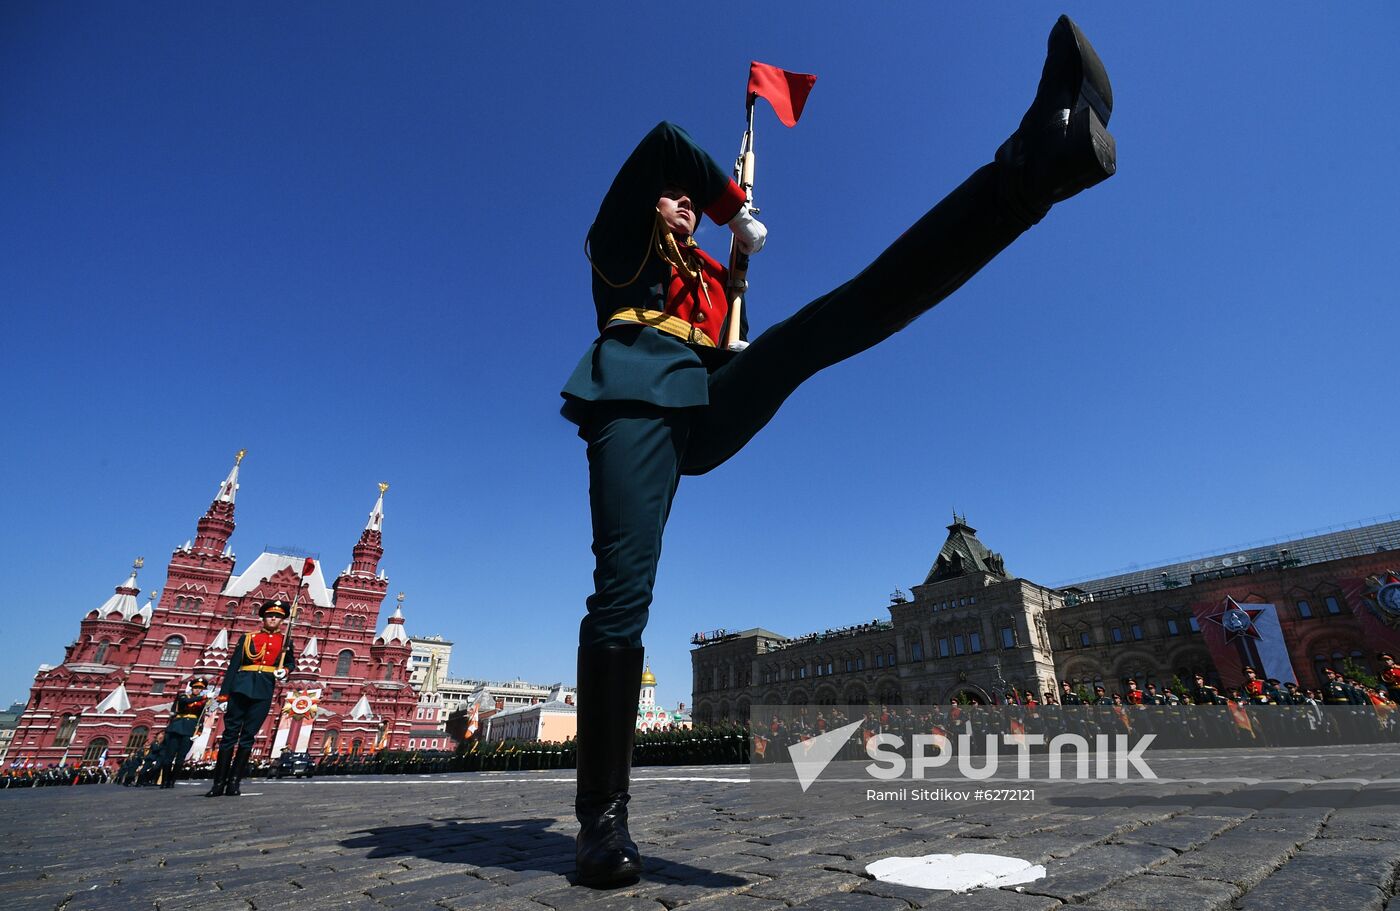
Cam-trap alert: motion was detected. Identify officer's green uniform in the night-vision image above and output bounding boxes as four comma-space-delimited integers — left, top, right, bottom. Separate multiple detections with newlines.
559, 17, 1118, 888
158, 687, 209, 788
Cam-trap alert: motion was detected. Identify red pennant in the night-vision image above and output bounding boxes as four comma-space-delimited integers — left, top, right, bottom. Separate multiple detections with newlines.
747, 61, 817, 127
302, 558, 316, 577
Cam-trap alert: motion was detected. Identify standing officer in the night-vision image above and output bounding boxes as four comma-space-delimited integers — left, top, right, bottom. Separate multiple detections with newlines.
158, 677, 210, 789
562, 15, 1116, 888
206, 600, 296, 797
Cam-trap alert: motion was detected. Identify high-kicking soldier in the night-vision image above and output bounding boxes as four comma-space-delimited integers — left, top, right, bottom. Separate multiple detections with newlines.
561, 15, 1117, 887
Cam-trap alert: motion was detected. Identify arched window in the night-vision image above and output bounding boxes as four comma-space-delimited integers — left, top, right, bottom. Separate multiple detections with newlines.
160, 637, 184, 667
335, 650, 354, 677
82, 737, 109, 765
126, 726, 149, 757
382, 661, 394, 681
322, 730, 338, 753
54, 714, 80, 747
351, 738, 363, 754
81, 738, 109, 766
94, 640, 111, 663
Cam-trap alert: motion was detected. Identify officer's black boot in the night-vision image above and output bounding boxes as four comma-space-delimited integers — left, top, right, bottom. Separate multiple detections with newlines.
995, 14, 1116, 226
159, 763, 175, 789
166, 757, 185, 788
204, 745, 234, 797
226, 745, 252, 796
574, 645, 645, 888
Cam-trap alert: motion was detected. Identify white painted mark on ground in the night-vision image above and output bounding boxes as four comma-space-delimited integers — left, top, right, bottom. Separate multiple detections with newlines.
866, 852, 1046, 893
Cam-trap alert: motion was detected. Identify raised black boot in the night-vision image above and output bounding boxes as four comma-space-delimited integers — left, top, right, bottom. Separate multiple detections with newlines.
996, 14, 1116, 225
574, 645, 645, 888
204, 745, 233, 797
226, 745, 252, 796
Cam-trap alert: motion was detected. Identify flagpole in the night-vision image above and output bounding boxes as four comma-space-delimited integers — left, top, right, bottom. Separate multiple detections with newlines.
724, 95, 757, 351
269, 558, 314, 758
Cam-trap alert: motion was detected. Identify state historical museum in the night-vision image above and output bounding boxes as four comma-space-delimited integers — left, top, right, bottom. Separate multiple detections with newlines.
9, 452, 421, 766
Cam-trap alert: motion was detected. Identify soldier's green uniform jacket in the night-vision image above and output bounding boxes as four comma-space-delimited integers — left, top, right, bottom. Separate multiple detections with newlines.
1323, 679, 1354, 704
1193, 683, 1226, 705
165, 692, 208, 737
560, 121, 748, 423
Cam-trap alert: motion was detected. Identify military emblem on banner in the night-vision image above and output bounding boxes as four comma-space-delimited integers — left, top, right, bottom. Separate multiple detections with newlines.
1366, 572, 1400, 622
284, 688, 320, 717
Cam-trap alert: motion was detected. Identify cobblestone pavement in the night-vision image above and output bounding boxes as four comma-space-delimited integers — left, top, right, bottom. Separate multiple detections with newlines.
2, 745, 1398, 911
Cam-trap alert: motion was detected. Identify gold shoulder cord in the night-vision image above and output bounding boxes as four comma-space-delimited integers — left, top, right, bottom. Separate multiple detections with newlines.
584, 208, 715, 313
585, 209, 664, 290
243, 632, 267, 663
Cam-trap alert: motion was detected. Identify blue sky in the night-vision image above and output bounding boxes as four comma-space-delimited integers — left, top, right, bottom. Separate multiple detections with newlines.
3, 3, 1398, 709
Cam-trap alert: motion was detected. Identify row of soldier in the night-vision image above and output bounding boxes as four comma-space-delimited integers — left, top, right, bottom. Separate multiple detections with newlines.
754, 660, 1400, 760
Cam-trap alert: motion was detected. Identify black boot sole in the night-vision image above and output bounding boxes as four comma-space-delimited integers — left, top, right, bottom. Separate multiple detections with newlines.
575, 861, 641, 889
1069, 104, 1116, 190
1053, 15, 1112, 127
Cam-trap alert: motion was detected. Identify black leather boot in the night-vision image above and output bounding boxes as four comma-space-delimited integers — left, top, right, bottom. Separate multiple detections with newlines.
574, 645, 645, 888
165, 756, 185, 788
204, 745, 234, 797
996, 14, 1116, 226
226, 745, 252, 796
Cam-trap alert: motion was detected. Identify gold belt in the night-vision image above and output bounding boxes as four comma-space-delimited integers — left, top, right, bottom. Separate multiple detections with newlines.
607, 308, 715, 348
242, 664, 279, 673
175, 714, 199, 719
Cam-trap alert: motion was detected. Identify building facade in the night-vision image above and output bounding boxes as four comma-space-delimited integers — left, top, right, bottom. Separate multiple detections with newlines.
637, 664, 691, 731
691, 515, 1400, 721
484, 685, 578, 743
409, 635, 454, 688
9, 453, 423, 766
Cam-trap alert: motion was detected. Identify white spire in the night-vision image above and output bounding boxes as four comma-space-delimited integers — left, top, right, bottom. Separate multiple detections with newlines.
92, 560, 142, 620
376, 597, 410, 645
94, 683, 132, 714
423, 654, 441, 694
198, 628, 230, 670
135, 593, 155, 627
365, 482, 387, 532
297, 636, 321, 674
349, 694, 375, 721
216, 449, 246, 504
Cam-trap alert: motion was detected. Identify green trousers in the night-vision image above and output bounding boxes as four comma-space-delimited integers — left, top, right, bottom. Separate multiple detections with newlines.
579, 162, 1030, 648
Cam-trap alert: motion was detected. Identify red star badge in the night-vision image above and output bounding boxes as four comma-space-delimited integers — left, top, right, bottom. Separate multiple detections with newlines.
1204, 596, 1264, 643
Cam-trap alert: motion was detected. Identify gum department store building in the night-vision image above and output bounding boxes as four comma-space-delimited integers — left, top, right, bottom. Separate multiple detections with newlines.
690, 514, 1400, 722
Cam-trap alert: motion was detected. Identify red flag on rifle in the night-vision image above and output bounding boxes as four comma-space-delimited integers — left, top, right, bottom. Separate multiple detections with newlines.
747, 61, 817, 127
302, 558, 316, 577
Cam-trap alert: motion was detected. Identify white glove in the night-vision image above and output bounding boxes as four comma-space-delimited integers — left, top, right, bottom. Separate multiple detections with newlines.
727, 203, 767, 255
274, 668, 288, 681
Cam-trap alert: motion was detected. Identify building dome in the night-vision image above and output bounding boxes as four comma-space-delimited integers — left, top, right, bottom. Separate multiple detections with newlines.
640, 664, 656, 687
